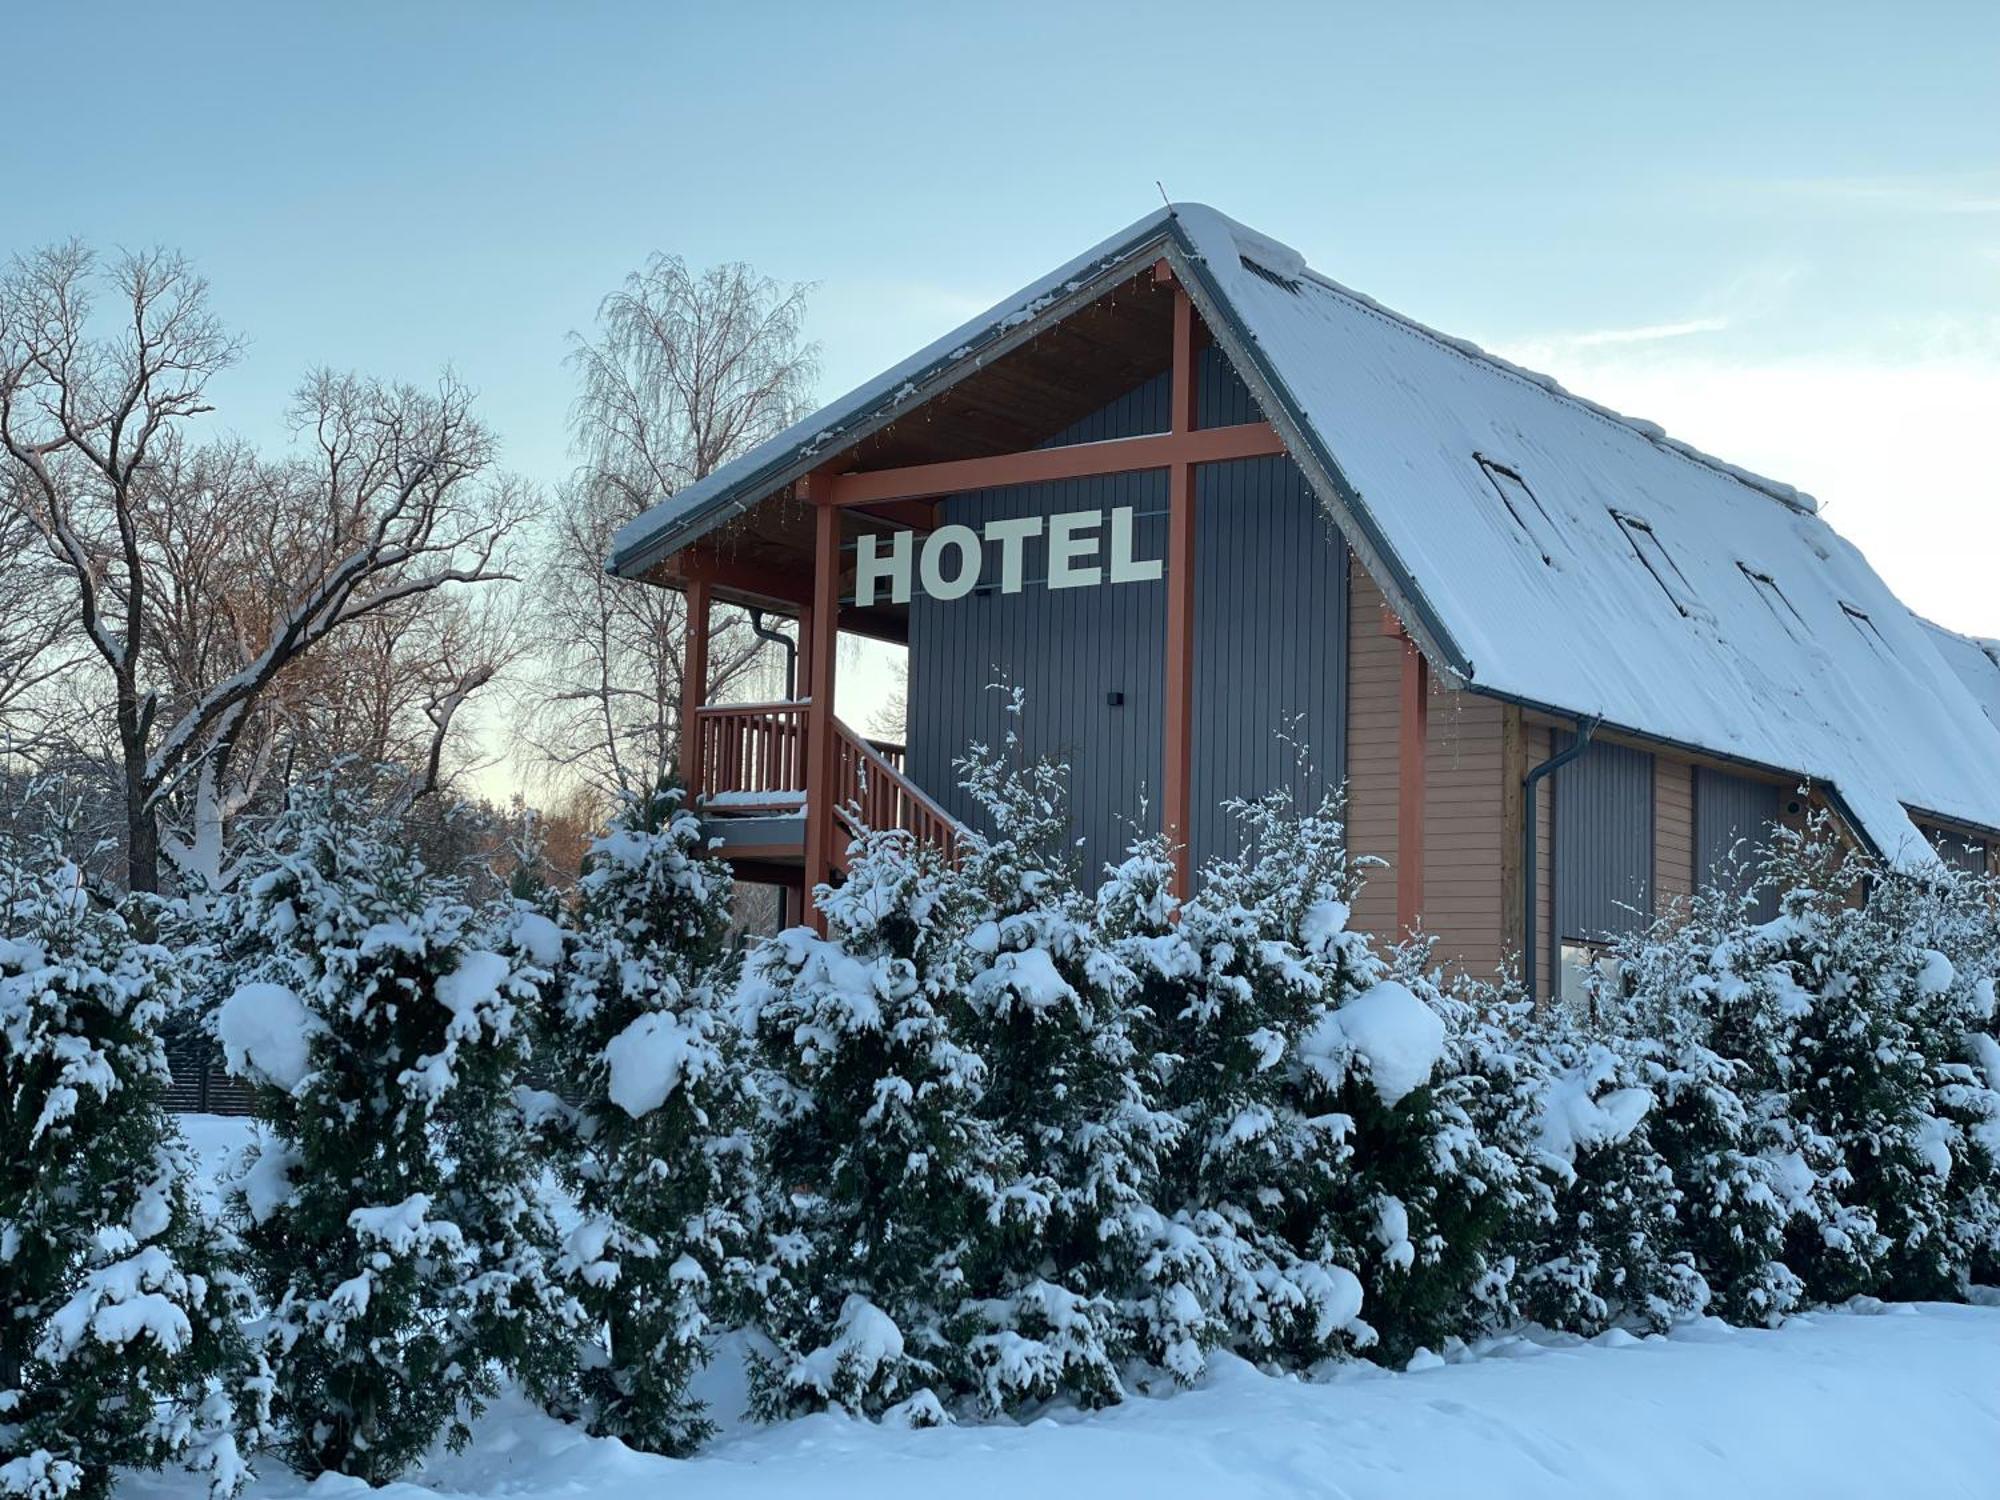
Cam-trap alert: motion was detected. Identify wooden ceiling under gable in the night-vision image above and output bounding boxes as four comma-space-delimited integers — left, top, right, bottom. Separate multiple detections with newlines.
652, 266, 1182, 639
840, 266, 1175, 469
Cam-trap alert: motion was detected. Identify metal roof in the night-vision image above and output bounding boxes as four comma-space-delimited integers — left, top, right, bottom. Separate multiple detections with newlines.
609, 204, 2000, 863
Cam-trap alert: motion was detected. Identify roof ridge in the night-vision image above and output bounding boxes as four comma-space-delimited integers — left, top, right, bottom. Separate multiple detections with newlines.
1300, 266, 1821, 516
1180, 205, 1820, 517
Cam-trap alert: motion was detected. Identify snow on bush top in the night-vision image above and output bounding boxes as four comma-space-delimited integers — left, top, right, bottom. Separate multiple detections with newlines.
1537, 1048, 1653, 1168
217, 982, 318, 1095
1323, 980, 1447, 1107
604, 1009, 713, 1119
510, 909, 565, 967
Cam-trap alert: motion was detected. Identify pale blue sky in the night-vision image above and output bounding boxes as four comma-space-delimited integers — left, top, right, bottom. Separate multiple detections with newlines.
8, 1, 1999, 639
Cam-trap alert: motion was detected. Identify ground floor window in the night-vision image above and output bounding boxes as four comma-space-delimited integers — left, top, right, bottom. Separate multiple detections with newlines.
1559, 939, 1623, 1011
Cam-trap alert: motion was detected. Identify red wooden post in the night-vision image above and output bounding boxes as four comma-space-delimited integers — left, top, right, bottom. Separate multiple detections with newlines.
1162, 285, 1199, 899
679, 578, 711, 799
802, 485, 842, 932
1396, 634, 1430, 936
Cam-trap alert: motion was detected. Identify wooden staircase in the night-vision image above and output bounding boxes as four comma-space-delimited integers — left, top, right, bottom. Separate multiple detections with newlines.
691, 701, 959, 870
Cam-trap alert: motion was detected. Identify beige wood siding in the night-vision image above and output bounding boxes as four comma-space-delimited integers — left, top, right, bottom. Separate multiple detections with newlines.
1425, 689, 1506, 980
1526, 721, 1555, 996
1346, 555, 1402, 944
1654, 756, 1695, 912
1345, 553, 1508, 982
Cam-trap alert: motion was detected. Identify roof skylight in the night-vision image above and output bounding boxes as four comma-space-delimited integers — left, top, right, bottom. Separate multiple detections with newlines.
1841, 601, 1892, 656
1611, 509, 1695, 617
1476, 456, 1558, 565
1738, 562, 1808, 642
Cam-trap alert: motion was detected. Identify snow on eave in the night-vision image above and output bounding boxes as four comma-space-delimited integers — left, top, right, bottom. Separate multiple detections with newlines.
1170, 204, 1819, 518
605, 210, 1181, 579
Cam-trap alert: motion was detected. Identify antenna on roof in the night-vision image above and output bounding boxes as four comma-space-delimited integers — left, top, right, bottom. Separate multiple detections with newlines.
1155, 180, 1172, 211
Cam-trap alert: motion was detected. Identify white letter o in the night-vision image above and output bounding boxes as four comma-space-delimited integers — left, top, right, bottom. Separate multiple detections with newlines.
920, 524, 982, 600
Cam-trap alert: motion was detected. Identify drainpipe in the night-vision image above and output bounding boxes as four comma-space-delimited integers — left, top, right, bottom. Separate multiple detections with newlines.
749, 608, 799, 700
1522, 718, 1598, 999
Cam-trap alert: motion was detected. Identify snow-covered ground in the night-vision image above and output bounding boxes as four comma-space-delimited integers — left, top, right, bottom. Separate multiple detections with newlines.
160, 1117, 2000, 1500
123, 1303, 2000, 1500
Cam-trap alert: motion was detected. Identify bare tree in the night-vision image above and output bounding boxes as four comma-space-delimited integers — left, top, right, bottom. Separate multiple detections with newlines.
517, 256, 818, 799
0, 482, 81, 760
0, 244, 526, 893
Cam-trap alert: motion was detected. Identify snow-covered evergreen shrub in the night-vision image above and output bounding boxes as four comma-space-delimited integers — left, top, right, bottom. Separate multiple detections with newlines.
1571, 818, 2000, 1319
1100, 794, 1371, 1375
1697, 828, 1974, 1303
219, 801, 576, 1482
0, 857, 264, 1500
1517, 1032, 1708, 1337
1589, 899, 1797, 1325
552, 780, 759, 1453
948, 724, 1167, 1410
738, 830, 1022, 1422
1875, 862, 2000, 1287
1301, 956, 1551, 1365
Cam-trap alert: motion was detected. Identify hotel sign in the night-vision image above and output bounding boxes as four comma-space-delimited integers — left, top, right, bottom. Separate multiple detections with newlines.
853, 505, 1162, 606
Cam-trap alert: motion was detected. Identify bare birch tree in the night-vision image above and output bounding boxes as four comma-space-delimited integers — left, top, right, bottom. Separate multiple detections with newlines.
516, 255, 818, 798
0, 244, 526, 893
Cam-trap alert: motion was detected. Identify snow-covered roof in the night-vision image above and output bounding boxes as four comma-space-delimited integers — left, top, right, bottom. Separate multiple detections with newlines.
1922, 621, 2000, 741
609, 204, 2000, 866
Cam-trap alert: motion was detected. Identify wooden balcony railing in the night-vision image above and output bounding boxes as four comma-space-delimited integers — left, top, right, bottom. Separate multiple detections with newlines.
693, 702, 807, 810
690, 701, 956, 857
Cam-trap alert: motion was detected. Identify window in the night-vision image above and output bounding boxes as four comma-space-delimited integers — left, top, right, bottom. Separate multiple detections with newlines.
1559, 942, 1624, 1012
1737, 562, 1808, 642
1475, 455, 1558, 564
1840, 601, 1892, 656
1611, 509, 1696, 617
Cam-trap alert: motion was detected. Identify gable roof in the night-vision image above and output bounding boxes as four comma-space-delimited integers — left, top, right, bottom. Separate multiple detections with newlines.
609, 203, 2000, 868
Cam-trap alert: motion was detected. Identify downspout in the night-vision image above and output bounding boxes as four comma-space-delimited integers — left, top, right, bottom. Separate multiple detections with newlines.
749, 609, 799, 700
1522, 718, 1598, 999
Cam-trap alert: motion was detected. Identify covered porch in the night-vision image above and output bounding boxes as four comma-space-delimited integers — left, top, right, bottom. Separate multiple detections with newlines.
653, 260, 1432, 934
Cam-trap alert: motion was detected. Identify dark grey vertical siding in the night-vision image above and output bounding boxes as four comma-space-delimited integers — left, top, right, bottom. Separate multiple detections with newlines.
1554, 738, 1656, 941
1191, 455, 1347, 868
907, 344, 1343, 886
1929, 828, 1991, 877
1695, 768, 1783, 921
907, 474, 1169, 885
1197, 345, 1259, 428
1034, 343, 1253, 442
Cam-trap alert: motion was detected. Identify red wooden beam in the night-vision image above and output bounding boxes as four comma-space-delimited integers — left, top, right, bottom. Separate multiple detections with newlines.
801, 480, 842, 933
674, 548, 814, 609
679, 577, 711, 798
823, 422, 1284, 508
1396, 635, 1429, 937
852, 499, 939, 531
1162, 289, 1200, 900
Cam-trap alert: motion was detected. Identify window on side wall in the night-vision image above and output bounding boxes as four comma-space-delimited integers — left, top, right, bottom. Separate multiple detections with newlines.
1558, 941, 1623, 1013
1475, 455, 1558, 564
1611, 509, 1696, 617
